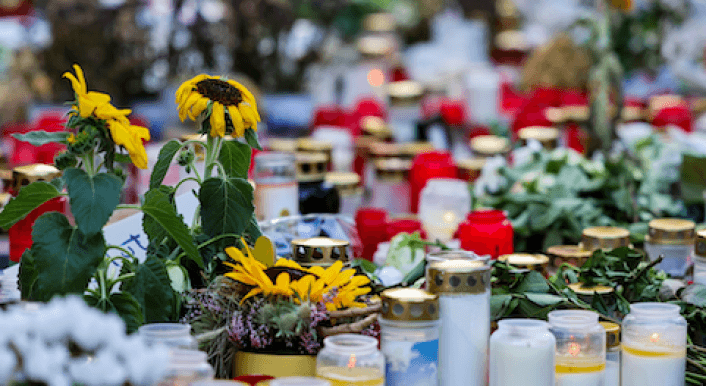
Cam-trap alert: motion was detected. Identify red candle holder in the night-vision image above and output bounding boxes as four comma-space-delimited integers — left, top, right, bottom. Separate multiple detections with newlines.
409, 151, 456, 213
233, 375, 275, 386
458, 209, 514, 259
386, 219, 422, 241
355, 208, 389, 261
9, 196, 68, 262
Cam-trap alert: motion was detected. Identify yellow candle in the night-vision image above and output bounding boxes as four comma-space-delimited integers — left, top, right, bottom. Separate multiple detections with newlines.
317, 366, 384, 386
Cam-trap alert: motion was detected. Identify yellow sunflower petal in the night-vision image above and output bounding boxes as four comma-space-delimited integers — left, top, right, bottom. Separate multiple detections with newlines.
291, 275, 315, 300
210, 102, 225, 137
188, 96, 210, 120
240, 288, 263, 304
77, 92, 112, 118
229, 81, 256, 106
181, 91, 202, 120
274, 258, 305, 271
226, 246, 246, 263
106, 119, 150, 169
72, 64, 87, 94
62, 72, 83, 96
224, 272, 259, 286
274, 273, 292, 296
240, 105, 258, 132
227, 105, 246, 137
322, 261, 344, 284
308, 266, 325, 277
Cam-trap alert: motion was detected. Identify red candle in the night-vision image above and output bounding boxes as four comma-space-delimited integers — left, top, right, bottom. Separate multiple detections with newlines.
9, 196, 68, 262
386, 219, 422, 241
409, 151, 456, 213
355, 208, 388, 261
458, 209, 514, 259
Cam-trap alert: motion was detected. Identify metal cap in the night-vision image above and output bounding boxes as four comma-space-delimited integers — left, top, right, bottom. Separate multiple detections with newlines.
546, 245, 593, 260
374, 158, 411, 182
470, 135, 510, 157
13, 164, 61, 191
581, 226, 631, 251
646, 218, 696, 245
621, 106, 644, 122
545, 107, 566, 124
426, 259, 490, 295
568, 282, 614, 296
518, 126, 560, 149
268, 138, 298, 153
325, 172, 361, 196
599, 321, 621, 348
296, 138, 333, 152
356, 35, 396, 58
360, 116, 393, 140
388, 81, 424, 105
400, 142, 435, 158
498, 253, 550, 269
380, 288, 439, 322
563, 105, 589, 122
294, 152, 327, 182
363, 12, 396, 33
369, 141, 403, 158
291, 237, 349, 267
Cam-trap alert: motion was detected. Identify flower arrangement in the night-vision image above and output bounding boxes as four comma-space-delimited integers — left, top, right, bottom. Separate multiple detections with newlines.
0, 296, 170, 386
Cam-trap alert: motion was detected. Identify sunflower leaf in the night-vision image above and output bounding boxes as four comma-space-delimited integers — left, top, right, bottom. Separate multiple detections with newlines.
122, 255, 177, 323
219, 140, 251, 179
199, 177, 255, 238
244, 128, 262, 150
13, 130, 71, 146
64, 168, 123, 237
0, 182, 61, 230
150, 139, 183, 189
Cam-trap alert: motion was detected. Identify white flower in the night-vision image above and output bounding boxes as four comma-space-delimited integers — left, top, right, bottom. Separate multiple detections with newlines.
373, 242, 391, 266
0, 348, 17, 381
69, 351, 126, 386
375, 266, 404, 287
474, 155, 507, 197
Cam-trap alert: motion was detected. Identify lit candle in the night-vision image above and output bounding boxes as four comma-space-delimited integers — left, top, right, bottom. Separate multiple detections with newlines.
317, 335, 385, 386
548, 310, 606, 386
418, 178, 471, 242
621, 303, 686, 386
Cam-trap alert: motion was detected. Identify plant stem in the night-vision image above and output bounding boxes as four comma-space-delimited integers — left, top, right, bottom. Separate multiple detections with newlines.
116, 204, 142, 210
175, 233, 241, 261
175, 177, 201, 192
106, 245, 139, 264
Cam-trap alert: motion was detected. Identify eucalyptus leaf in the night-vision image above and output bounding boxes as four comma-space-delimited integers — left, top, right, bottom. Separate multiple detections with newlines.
13, 130, 70, 146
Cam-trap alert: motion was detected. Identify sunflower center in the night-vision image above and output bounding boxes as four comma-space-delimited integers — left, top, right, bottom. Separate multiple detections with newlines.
195, 79, 243, 106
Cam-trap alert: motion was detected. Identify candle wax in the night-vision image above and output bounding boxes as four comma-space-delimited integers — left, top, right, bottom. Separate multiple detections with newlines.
621, 344, 685, 386
317, 366, 384, 386
555, 358, 605, 386
490, 338, 554, 386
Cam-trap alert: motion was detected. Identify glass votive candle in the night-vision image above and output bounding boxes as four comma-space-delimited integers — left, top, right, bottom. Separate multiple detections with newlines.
409, 151, 456, 214
325, 172, 363, 218
270, 377, 331, 386
387, 80, 424, 143
386, 219, 422, 241
600, 322, 621, 386
644, 218, 695, 278
518, 126, 560, 149
567, 283, 616, 317
456, 158, 486, 183
426, 249, 491, 264
469, 135, 510, 159
489, 319, 556, 386
580, 226, 631, 252
316, 334, 385, 386
371, 157, 412, 215
548, 310, 606, 386
459, 209, 514, 259
418, 178, 471, 242
694, 229, 706, 285
139, 323, 197, 350
297, 138, 334, 171
158, 349, 215, 386
254, 152, 299, 221
621, 303, 686, 386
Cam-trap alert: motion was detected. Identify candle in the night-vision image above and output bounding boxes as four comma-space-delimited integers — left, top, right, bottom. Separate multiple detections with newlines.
621, 303, 687, 386
548, 310, 606, 386
317, 367, 384, 386
317, 335, 385, 386
254, 152, 298, 221
600, 322, 621, 386
489, 319, 555, 386
418, 178, 471, 242
644, 218, 695, 278
427, 259, 490, 386
555, 358, 605, 386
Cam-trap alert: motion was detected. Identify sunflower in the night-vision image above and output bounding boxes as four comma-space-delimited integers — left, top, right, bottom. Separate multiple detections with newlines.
175, 75, 261, 138
63, 64, 112, 118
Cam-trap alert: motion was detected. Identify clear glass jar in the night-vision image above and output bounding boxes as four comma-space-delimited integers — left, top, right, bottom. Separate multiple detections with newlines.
157, 349, 214, 386
388, 81, 423, 143
644, 219, 695, 278
316, 334, 385, 386
426, 249, 490, 264
270, 377, 331, 386
621, 303, 687, 386
600, 322, 620, 386
370, 158, 411, 215
138, 323, 197, 350
418, 178, 471, 242
489, 319, 556, 386
254, 152, 299, 221
548, 310, 606, 386
325, 172, 363, 218
379, 288, 440, 386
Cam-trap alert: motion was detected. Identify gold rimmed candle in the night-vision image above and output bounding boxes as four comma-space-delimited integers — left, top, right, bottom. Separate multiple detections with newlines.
644, 218, 695, 277
296, 138, 333, 171
518, 126, 560, 149
387, 80, 424, 143
580, 226, 631, 251
546, 245, 593, 268
694, 229, 706, 285
325, 172, 362, 217
498, 253, 550, 276
600, 322, 621, 386
371, 157, 412, 215
470, 135, 510, 159
12, 164, 61, 192
317, 334, 385, 386
290, 237, 349, 267
456, 158, 486, 183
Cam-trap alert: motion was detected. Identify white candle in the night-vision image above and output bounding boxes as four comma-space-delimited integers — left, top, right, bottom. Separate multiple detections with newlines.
489, 319, 555, 386
555, 359, 605, 386
621, 344, 685, 386
604, 361, 619, 386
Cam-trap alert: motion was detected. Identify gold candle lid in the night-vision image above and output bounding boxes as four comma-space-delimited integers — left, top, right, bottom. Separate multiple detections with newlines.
649, 94, 685, 119
470, 135, 510, 157
518, 126, 560, 148
695, 229, 706, 258
356, 35, 395, 58
374, 158, 411, 181
599, 321, 621, 348
296, 138, 333, 152
568, 282, 615, 295
495, 30, 528, 51
360, 116, 393, 140
291, 237, 349, 267
13, 164, 62, 190
498, 253, 550, 269
363, 12, 396, 33
400, 142, 435, 158
380, 288, 439, 322
457, 158, 486, 172
295, 152, 327, 182
325, 172, 361, 196
180, 133, 235, 142
267, 138, 298, 153
563, 105, 590, 122
426, 259, 490, 295
0, 192, 10, 208
369, 142, 403, 158
581, 226, 631, 251
545, 107, 566, 124
546, 245, 593, 260
621, 106, 645, 122
387, 80, 424, 105
646, 218, 696, 245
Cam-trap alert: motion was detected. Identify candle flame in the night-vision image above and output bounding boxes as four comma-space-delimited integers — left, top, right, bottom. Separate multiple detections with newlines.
443, 211, 456, 223
347, 354, 357, 369
367, 69, 384, 87
650, 333, 660, 343
569, 342, 581, 357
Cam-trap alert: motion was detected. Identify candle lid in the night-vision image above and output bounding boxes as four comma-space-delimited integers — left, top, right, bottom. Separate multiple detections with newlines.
369, 141, 403, 158
545, 107, 566, 124
13, 164, 62, 191
562, 105, 590, 122
180, 133, 236, 142
426, 259, 490, 295
581, 226, 631, 251
400, 142, 435, 158
325, 172, 361, 196
380, 288, 439, 321
296, 138, 333, 152
696, 229, 706, 257
470, 135, 510, 157
295, 152, 327, 182
374, 158, 411, 181
360, 116, 393, 140
498, 253, 549, 268
648, 94, 685, 118
268, 138, 298, 153
387, 80, 424, 105
456, 158, 486, 172
546, 245, 593, 259
495, 30, 528, 51
646, 218, 696, 245
518, 126, 559, 147
363, 12, 396, 33
290, 237, 349, 267
599, 321, 621, 348
621, 106, 644, 122
568, 282, 614, 295
356, 35, 395, 58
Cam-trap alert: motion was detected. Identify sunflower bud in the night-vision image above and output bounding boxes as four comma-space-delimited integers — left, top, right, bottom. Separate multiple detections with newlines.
54, 151, 78, 170
177, 149, 195, 167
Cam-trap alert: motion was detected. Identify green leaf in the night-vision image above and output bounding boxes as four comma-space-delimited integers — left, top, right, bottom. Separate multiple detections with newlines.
29, 212, 106, 301
149, 140, 183, 189
515, 271, 550, 293
491, 294, 513, 320
64, 169, 123, 236
199, 177, 254, 238
219, 140, 252, 178
351, 258, 379, 275
18, 249, 38, 299
123, 255, 177, 323
13, 131, 70, 146
245, 212, 263, 240
141, 188, 202, 268
86, 291, 144, 333
543, 226, 564, 251
0, 182, 61, 230
525, 293, 566, 307
142, 186, 177, 244
682, 285, 706, 308
244, 128, 262, 150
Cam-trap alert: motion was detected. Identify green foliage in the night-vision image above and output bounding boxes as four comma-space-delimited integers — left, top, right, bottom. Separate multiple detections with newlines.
243, 128, 262, 151
13, 130, 71, 146
122, 255, 178, 323
219, 140, 251, 178
0, 182, 61, 230
64, 169, 123, 236
150, 139, 183, 189
199, 177, 255, 238
22, 212, 106, 301
85, 290, 144, 333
